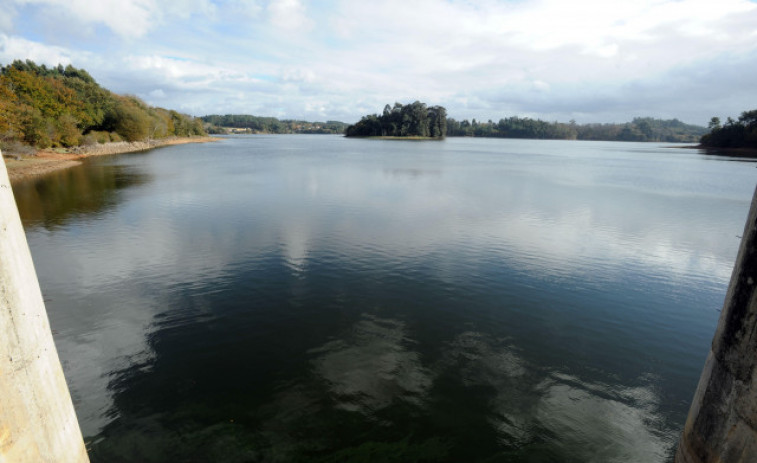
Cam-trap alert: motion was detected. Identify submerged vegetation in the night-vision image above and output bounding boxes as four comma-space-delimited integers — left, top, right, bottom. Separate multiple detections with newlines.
0, 60, 206, 153
345, 101, 447, 138
700, 110, 757, 149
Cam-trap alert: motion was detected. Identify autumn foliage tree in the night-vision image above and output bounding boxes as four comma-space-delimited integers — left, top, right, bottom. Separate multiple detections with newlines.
0, 59, 206, 151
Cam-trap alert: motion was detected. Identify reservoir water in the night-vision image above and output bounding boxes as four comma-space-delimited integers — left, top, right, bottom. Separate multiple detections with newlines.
12, 135, 757, 462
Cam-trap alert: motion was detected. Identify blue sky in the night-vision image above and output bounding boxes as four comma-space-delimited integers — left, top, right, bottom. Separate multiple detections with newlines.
1, 0, 756, 125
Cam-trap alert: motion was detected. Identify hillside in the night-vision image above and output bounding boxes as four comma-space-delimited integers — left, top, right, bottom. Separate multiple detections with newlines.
0, 60, 206, 153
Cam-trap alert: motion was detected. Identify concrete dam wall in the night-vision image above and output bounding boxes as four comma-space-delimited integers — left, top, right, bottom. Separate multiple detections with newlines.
675, 186, 757, 462
0, 153, 89, 462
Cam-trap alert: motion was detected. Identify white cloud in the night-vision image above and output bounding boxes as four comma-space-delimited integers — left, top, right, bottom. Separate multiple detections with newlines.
160, 0, 218, 20
267, 0, 313, 31
0, 33, 75, 65
0, 4, 17, 33
14, 0, 159, 38
4, 0, 757, 123
122, 54, 246, 88
226, 0, 263, 18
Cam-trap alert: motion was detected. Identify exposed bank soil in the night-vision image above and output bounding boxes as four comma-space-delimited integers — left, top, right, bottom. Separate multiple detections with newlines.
4, 137, 220, 183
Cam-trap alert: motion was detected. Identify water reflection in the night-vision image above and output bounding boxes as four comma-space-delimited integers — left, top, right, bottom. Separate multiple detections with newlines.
535, 375, 672, 462
439, 331, 674, 460
12, 158, 150, 228
310, 315, 433, 414
16, 137, 755, 462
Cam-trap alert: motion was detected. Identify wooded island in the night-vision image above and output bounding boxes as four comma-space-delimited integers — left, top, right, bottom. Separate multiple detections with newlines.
345, 101, 447, 138
700, 111, 757, 149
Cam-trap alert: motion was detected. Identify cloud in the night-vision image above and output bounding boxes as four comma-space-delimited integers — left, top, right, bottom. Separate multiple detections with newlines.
226, 0, 263, 19
0, 33, 76, 65
14, 0, 159, 38
4, 0, 757, 123
267, 0, 313, 31
0, 4, 17, 33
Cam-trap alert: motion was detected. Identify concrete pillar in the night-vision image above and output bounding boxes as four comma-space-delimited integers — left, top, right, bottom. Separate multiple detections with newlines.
0, 154, 89, 462
676, 186, 757, 463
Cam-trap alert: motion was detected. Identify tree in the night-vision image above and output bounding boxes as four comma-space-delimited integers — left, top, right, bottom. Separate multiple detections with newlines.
700, 109, 757, 149
739, 110, 757, 128
345, 101, 447, 138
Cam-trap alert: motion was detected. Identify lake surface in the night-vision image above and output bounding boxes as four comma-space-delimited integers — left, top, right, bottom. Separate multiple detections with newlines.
13, 136, 757, 462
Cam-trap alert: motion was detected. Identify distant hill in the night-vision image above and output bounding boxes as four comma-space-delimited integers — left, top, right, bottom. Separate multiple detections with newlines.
200, 114, 348, 135
0, 59, 206, 152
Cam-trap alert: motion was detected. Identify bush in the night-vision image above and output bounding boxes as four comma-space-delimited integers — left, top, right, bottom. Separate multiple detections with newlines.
82, 133, 98, 146
0, 139, 36, 155
86, 130, 111, 144
57, 113, 82, 147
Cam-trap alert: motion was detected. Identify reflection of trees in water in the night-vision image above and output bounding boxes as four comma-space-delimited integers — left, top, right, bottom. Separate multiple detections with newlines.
12, 161, 150, 229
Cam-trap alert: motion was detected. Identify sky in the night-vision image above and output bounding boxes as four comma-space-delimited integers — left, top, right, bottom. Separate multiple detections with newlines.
1, 0, 756, 125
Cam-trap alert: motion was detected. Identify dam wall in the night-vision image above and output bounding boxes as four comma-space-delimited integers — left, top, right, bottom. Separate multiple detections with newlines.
675, 186, 757, 462
0, 153, 89, 462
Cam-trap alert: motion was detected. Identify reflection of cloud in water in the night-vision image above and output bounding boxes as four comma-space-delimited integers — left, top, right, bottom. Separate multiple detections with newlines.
280, 222, 310, 271
441, 332, 675, 460
383, 168, 442, 179
310, 315, 432, 414
535, 375, 673, 462
53, 292, 158, 436
442, 331, 534, 444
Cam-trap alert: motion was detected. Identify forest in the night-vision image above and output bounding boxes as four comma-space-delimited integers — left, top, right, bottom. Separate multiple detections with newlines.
446, 116, 707, 142
345, 101, 447, 138
344, 101, 705, 142
700, 110, 757, 149
0, 60, 206, 153
200, 114, 347, 134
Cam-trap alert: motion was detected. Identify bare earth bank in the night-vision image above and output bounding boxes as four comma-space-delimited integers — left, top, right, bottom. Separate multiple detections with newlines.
3, 137, 220, 183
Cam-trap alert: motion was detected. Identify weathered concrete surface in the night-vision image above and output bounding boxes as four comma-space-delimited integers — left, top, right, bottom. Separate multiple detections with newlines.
0, 154, 89, 462
676, 186, 757, 463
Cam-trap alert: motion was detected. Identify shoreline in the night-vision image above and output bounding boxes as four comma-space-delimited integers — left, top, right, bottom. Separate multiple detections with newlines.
347, 136, 444, 140
4, 136, 220, 183
672, 144, 757, 156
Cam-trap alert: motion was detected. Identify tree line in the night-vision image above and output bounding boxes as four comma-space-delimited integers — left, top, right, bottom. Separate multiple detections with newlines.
0, 60, 206, 152
201, 114, 348, 134
700, 110, 757, 149
344, 102, 706, 142
345, 101, 447, 138
446, 116, 706, 142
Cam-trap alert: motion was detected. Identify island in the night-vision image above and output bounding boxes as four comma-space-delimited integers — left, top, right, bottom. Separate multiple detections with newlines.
699, 110, 757, 150
345, 101, 447, 138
